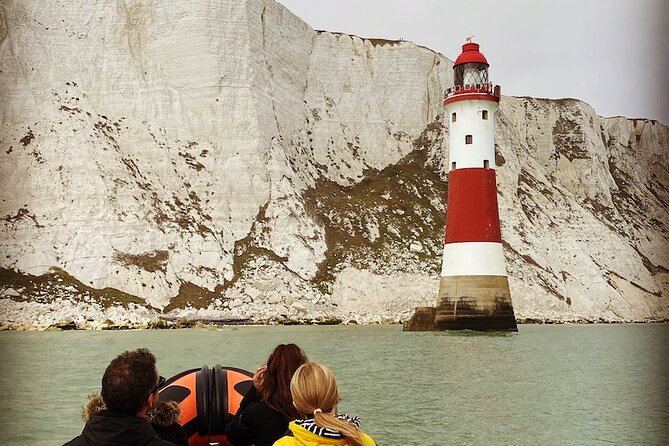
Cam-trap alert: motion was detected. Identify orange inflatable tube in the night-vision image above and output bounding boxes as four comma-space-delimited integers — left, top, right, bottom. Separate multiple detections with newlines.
158, 365, 253, 446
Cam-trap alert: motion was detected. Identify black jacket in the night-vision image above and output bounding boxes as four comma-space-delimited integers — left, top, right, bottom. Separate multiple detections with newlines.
64, 410, 177, 446
152, 424, 188, 446
225, 386, 290, 446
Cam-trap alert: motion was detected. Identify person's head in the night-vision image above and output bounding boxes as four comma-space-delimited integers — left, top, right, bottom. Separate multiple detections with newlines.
260, 343, 308, 419
101, 348, 162, 416
290, 362, 364, 446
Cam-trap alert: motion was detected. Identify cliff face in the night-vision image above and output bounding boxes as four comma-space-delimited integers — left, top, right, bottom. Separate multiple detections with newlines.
0, 0, 667, 327
496, 98, 668, 321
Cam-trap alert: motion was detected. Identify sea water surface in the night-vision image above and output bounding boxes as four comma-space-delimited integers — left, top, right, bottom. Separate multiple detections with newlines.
0, 324, 667, 445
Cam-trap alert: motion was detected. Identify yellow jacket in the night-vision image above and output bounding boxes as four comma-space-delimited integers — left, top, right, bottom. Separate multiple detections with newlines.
273, 420, 376, 446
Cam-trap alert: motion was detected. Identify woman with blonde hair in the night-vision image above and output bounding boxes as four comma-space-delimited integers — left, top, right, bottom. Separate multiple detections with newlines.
273, 362, 376, 446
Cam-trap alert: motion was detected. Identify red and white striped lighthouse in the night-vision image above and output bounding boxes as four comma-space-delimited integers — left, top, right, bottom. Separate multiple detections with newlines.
434, 40, 517, 331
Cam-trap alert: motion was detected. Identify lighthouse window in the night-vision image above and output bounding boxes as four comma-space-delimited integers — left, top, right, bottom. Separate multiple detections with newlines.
482, 110, 488, 120
454, 62, 489, 87
451, 112, 457, 122
451, 161, 457, 170
484, 159, 490, 168
465, 134, 473, 144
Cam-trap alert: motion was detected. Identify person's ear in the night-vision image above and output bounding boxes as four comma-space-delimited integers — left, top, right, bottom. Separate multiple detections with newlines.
147, 392, 157, 409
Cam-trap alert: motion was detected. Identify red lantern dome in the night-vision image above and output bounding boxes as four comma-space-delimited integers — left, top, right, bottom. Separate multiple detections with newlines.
454, 42, 489, 66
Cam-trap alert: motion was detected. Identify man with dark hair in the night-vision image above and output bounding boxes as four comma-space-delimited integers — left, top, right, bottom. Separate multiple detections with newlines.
65, 348, 176, 446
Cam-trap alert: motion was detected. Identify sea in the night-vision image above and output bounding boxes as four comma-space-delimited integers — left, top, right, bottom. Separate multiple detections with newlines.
0, 324, 667, 445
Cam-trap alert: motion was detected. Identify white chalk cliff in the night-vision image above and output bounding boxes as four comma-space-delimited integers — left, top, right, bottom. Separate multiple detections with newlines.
1, 0, 667, 328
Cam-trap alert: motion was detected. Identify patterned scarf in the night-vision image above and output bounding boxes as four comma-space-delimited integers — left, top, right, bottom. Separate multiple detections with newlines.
294, 414, 361, 439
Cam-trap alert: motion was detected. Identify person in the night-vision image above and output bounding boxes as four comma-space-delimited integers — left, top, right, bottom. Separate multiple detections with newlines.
273, 362, 376, 446
226, 343, 308, 446
78, 393, 188, 446
64, 347, 176, 446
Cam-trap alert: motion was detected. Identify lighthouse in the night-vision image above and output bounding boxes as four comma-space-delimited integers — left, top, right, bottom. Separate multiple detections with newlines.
404, 40, 517, 331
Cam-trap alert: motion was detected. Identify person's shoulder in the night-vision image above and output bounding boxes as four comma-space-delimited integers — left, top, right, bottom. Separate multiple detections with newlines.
243, 400, 281, 418
360, 431, 377, 446
147, 434, 180, 446
62, 436, 84, 446
272, 435, 295, 446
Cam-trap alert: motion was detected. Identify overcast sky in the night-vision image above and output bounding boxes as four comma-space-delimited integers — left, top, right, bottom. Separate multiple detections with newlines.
279, 0, 668, 125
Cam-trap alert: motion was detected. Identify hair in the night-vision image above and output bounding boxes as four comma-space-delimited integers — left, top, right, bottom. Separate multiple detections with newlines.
260, 343, 308, 420
82, 393, 106, 420
290, 362, 364, 446
147, 400, 182, 427
101, 348, 159, 415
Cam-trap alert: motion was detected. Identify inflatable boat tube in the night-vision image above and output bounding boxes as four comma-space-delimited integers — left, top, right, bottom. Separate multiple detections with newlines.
158, 365, 253, 446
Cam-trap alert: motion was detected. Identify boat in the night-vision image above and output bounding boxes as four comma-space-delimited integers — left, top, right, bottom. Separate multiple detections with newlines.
158, 364, 253, 446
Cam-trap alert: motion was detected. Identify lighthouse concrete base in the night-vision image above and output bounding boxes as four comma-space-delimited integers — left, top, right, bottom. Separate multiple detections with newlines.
403, 275, 517, 331
401, 307, 437, 331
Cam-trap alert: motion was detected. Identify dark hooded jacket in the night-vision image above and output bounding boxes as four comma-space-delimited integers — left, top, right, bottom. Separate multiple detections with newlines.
63, 409, 177, 446
64, 394, 180, 446
225, 385, 290, 446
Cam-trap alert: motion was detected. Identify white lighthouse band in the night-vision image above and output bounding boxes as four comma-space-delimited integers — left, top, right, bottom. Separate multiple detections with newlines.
441, 242, 507, 276
445, 99, 499, 171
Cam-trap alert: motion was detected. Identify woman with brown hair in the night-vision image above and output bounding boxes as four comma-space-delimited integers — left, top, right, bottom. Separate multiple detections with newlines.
226, 343, 308, 446
273, 362, 376, 446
